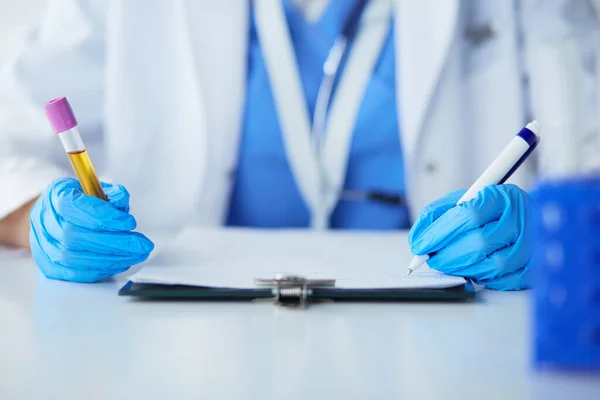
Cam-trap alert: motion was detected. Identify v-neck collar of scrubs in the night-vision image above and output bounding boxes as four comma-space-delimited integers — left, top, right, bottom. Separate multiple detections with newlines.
288, 0, 333, 23
228, 0, 407, 230
281, 0, 358, 120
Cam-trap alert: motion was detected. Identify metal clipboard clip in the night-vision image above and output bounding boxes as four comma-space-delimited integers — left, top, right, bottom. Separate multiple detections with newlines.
254, 275, 336, 308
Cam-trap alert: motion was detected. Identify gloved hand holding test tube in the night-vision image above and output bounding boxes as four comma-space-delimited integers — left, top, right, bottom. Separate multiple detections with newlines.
28, 97, 154, 283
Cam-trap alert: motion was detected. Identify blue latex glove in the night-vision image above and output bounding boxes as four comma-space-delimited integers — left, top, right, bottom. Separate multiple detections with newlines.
30, 177, 154, 283
408, 184, 536, 291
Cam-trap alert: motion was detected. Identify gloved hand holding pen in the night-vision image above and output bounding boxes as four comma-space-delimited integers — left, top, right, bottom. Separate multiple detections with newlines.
408, 184, 536, 291
406, 121, 540, 291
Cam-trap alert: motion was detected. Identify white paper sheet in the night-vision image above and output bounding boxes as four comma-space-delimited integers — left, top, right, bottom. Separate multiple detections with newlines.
130, 228, 466, 290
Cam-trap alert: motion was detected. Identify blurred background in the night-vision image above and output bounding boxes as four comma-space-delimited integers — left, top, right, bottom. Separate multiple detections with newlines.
0, 0, 45, 68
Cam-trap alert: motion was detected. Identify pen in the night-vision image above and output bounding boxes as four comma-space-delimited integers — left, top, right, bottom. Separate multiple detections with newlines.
44, 97, 107, 201
406, 120, 541, 276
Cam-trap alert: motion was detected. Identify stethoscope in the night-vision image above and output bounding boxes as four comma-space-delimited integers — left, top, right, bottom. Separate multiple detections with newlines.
309, 0, 405, 208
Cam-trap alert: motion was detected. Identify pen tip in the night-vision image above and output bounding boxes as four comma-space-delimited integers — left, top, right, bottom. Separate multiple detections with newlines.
406, 270, 413, 276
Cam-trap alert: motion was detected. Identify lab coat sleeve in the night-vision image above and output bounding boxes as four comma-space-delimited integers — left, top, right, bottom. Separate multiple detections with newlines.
0, 0, 106, 220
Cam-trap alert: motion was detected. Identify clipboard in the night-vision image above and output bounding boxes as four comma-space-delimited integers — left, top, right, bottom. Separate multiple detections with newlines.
119, 275, 476, 308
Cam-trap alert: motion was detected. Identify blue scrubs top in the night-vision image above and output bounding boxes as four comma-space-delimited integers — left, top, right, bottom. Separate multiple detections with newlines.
227, 0, 409, 230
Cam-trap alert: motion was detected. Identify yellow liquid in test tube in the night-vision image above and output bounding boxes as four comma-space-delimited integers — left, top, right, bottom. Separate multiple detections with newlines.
67, 150, 107, 201
44, 96, 107, 201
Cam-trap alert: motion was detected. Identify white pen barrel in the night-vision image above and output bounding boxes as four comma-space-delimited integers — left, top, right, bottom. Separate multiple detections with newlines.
457, 136, 530, 203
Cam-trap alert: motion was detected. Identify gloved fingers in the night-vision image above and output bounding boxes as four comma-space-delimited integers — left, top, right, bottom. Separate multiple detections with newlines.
31, 243, 137, 283
408, 190, 465, 244
477, 266, 531, 291
38, 206, 154, 256
62, 229, 155, 256
430, 242, 530, 283
410, 185, 513, 255
33, 214, 154, 258
426, 217, 519, 274
47, 178, 136, 231
31, 178, 153, 284
31, 226, 150, 272
101, 182, 131, 213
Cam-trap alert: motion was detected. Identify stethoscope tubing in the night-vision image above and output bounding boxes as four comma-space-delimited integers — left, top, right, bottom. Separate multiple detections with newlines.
310, 0, 404, 207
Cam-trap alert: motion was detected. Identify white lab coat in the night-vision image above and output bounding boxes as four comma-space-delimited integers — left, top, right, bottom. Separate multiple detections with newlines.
0, 0, 587, 230
522, 0, 600, 176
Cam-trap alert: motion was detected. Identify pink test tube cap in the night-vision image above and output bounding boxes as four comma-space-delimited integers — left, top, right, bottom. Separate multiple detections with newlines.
44, 97, 78, 133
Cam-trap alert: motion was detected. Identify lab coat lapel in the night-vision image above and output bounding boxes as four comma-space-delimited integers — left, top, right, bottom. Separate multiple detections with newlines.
255, 0, 392, 228
105, 0, 210, 229
106, 0, 247, 228
254, 0, 322, 219
395, 0, 460, 164
182, 0, 248, 225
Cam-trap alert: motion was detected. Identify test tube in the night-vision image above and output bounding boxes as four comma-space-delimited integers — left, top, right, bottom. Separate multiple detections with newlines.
44, 97, 107, 201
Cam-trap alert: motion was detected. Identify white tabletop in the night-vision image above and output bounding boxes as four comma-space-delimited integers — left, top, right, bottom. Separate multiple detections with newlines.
1, 248, 599, 400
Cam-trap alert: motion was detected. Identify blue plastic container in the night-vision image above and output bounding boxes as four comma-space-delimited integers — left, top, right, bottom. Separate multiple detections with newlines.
532, 176, 600, 371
